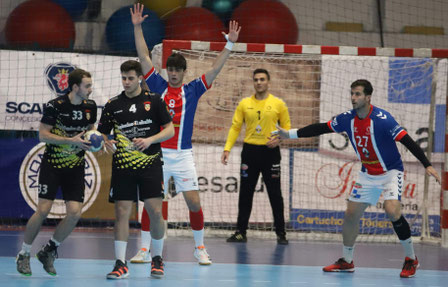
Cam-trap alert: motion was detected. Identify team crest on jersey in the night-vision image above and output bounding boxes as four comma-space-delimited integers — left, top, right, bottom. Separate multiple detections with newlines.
44, 62, 77, 96
86, 110, 91, 121
144, 101, 151, 111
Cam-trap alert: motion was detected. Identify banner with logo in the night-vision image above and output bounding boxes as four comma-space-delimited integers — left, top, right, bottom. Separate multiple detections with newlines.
0, 49, 130, 131
0, 138, 116, 220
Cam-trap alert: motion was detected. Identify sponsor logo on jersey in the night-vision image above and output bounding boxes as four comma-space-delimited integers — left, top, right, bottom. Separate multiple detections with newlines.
44, 62, 76, 96
19, 143, 101, 218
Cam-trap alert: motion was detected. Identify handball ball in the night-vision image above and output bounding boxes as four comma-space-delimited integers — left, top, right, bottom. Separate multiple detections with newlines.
84, 130, 104, 152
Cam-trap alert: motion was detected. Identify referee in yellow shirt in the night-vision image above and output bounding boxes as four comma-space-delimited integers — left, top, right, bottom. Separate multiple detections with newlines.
221, 68, 291, 245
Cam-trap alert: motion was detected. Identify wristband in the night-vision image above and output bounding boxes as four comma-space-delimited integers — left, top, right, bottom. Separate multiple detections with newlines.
224, 34, 234, 50
289, 129, 299, 139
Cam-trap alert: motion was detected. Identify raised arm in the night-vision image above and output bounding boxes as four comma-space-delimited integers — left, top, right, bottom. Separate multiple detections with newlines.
204, 20, 241, 85
131, 3, 153, 75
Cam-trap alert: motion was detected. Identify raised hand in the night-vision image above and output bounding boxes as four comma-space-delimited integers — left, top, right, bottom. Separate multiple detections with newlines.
223, 20, 241, 43
130, 3, 148, 26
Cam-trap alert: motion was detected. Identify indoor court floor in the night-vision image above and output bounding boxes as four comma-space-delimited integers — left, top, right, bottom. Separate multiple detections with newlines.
1, 228, 447, 287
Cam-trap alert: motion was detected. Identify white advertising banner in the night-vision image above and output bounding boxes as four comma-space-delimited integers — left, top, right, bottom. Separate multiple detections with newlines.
0, 49, 132, 131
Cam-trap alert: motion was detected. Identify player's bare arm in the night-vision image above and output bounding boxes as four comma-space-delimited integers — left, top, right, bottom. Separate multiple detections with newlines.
131, 3, 153, 75
204, 20, 241, 85
39, 122, 90, 150
221, 150, 230, 165
133, 121, 174, 152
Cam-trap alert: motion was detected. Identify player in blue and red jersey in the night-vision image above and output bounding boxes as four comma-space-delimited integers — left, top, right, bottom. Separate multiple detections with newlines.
274, 79, 440, 278
130, 3, 241, 265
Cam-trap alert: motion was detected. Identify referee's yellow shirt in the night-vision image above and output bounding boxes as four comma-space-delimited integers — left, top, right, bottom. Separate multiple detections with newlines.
224, 94, 291, 151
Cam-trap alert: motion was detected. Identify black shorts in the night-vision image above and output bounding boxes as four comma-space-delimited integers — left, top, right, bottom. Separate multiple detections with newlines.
109, 164, 164, 202
38, 161, 85, 202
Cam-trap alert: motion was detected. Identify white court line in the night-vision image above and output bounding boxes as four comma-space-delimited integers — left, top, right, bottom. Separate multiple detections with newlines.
289, 282, 308, 284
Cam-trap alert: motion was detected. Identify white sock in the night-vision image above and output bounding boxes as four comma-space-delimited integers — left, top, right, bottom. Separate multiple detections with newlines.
400, 238, 416, 260
151, 238, 164, 258
20, 243, 32, 255
192, 229, 204, 247
114, 240, 127, 263
141, 231, 151, 250
343, 245, 354, 263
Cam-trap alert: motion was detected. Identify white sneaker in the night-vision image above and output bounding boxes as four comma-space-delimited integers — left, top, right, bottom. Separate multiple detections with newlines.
194, 245, 212, 265
130, 248, 151, 263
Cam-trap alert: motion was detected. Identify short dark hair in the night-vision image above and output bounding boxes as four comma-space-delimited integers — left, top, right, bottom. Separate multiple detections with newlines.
166, 53, 187, 70
120, 60, 143, 76
351, 79, 373, 96
253, 68, 270, 80
68, 69, 91, 90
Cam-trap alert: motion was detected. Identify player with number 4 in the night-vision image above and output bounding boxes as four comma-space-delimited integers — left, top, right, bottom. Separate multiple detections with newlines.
273, 79, 441, 278
129, 3, 241, 266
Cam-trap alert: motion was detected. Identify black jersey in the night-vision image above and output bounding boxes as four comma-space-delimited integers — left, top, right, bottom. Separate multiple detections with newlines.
40, 94, 97, 169
98, 90, 172, 170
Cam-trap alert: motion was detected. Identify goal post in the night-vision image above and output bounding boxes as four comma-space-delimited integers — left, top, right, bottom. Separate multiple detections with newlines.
152, 39, 448, 245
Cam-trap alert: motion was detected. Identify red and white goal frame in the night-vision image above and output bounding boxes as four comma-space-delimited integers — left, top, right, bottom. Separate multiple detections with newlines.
160, 39, 448, 246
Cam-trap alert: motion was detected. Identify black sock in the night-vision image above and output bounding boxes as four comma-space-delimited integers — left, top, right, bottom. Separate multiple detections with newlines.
392, 215, 411, 240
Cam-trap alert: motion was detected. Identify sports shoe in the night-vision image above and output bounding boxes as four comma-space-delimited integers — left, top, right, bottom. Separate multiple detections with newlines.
400, 257, 419, 278
36, 246, 58, 276
151, 256, 165, 278
16, 253, 32, 276
194, 245, 212, 265
226, 231, 247, 243
277, 234, 289, 245
130, 248, 151, 263
323, 258, 355, 272
106, 260, 129, 279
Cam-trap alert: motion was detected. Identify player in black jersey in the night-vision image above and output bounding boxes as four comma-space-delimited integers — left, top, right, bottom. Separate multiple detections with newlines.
16, 69, 97, 277
98, 60, 174, 280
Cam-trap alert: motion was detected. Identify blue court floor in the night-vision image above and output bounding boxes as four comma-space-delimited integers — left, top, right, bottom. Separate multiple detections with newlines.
1, 228, 448, 287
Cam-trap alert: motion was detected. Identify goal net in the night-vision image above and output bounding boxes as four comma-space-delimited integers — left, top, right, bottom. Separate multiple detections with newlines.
0, 41, 446, 244
151, 40, 447, 243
